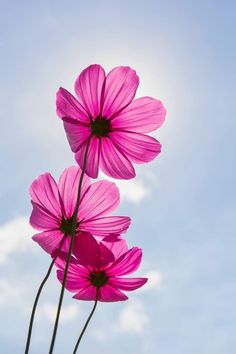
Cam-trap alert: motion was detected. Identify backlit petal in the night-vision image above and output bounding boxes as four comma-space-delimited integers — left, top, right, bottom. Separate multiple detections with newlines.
58, 166, 90, 218
80, 216, 131, 237
73, 285, 97, 301
98, 242, 115, 268
30, 202, 59, 231
98, 284, 128, 302
100, 137, 135, 179
110, 131, 161, 164
73, 233, 100, 269
78, 180, 120, 221
30, 173, 61, 219
111, 97, 166, 133
63, 119, 91, 153
57, 270, 90, 292
55, 252, 89, 277
106, 247, 142, 276
74, 64, 105, 118
56, 87, 89, 123
74, 136, 100, 178
102, 235, 128, 260
102, 66, 139, 117
32, 230, 63, 254
109, 277, 147, 291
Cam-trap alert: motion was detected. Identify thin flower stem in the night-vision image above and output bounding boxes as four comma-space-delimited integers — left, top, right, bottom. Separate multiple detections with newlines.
24, 235, 67, 354
48, 137, 91, 354
72, 299, 98, 354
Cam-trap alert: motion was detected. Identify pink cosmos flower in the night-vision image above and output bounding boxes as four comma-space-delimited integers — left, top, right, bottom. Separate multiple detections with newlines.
56, 64, 166, 179
56, 233, 147, 302
30, 166, 131, 255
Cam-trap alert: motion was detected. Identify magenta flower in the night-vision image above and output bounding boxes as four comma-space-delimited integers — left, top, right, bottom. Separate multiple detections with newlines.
56, 64, 166, 179
56, 234, 147, 302
30, 166, 131, 255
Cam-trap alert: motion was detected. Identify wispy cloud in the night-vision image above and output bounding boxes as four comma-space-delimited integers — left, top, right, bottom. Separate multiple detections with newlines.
0, 216, 35, 263
99, 173, 150, 203
113, 298, 149, 333
141, 270, 162, 292
0, 279, 27, 309
37, 303, 80, 323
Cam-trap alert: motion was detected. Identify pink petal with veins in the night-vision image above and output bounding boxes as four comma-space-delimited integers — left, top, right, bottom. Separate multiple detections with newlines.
30, 202, 59, 231
109, 277, 147, 291
30, 173, 61, 219
79, 180, 120, 221
102, 66, 139, 118
32, 230, 63, 254
112, 96, 166, 133
73, 285, 97, 301
106, 247, 142, 277
74, 136, 101, 178
56, 87, 89, 124
110, 131, 161, 164
102, 235, 128, 259
100, 137, 135, 179
98, 284, 128, 302
74, 64, 105, 118
58, 166, 90, 218
57, 270, 90, 292
63, 119, 91, 153
80, 216, 131, 237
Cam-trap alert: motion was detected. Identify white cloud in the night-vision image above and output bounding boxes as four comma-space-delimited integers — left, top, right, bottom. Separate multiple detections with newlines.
141, 270, 162, 292
113, 299, 149, 333
0, 278, 28, 311
0, 216, 35, 263
38, 303, 79, 323
99, 173, 150, 203
92, 329, 107, 342
115, 179, 150, 203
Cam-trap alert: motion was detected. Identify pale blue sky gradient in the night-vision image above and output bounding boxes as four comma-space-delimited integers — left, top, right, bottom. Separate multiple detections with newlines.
0, 1, 235, 353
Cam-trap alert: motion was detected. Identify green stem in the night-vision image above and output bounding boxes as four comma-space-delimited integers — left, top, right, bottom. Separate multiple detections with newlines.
72, 299, 98, 354
24, 234, 67, 354
48, 137, 91, 354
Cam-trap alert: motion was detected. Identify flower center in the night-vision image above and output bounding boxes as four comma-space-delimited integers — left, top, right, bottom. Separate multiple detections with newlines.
90, 117, 110, 137
60, 217, 78, 235
90, 271, 108, 287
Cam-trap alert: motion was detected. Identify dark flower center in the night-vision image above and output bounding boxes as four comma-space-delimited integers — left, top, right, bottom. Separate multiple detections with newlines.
60, 217, 78, 235
90, 117, 110, 137
90, 271, 108, 287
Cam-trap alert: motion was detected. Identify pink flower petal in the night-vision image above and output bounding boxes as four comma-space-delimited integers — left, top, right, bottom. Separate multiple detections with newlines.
58, 166, 90, 218
100, 137, 135, 179
75, 136, 101, 178
102, 66, 139, 118
57, 270, 90, 292
74, 64, 106, 118
32, 229, 64, 254
98, 284, 128, 302
102, 235, 128, 260
63, 119, 91, 153
56, 87, 89, 124
73, 233, 100, 269
111, 97, 166, 133
78, 180, 120, 221
55, 252, 89, 277
73, 285, 97, 301
98, 242, 115, 268
80, 216, 131, 237
30, 202, 59, 231
30, 173, 62, 219
110, 131, 161, 164
109, 277, 147, 291
106, 247, 142, 277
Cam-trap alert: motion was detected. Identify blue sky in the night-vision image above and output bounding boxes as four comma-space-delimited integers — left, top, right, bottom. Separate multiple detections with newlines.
0, 0, 235, 353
